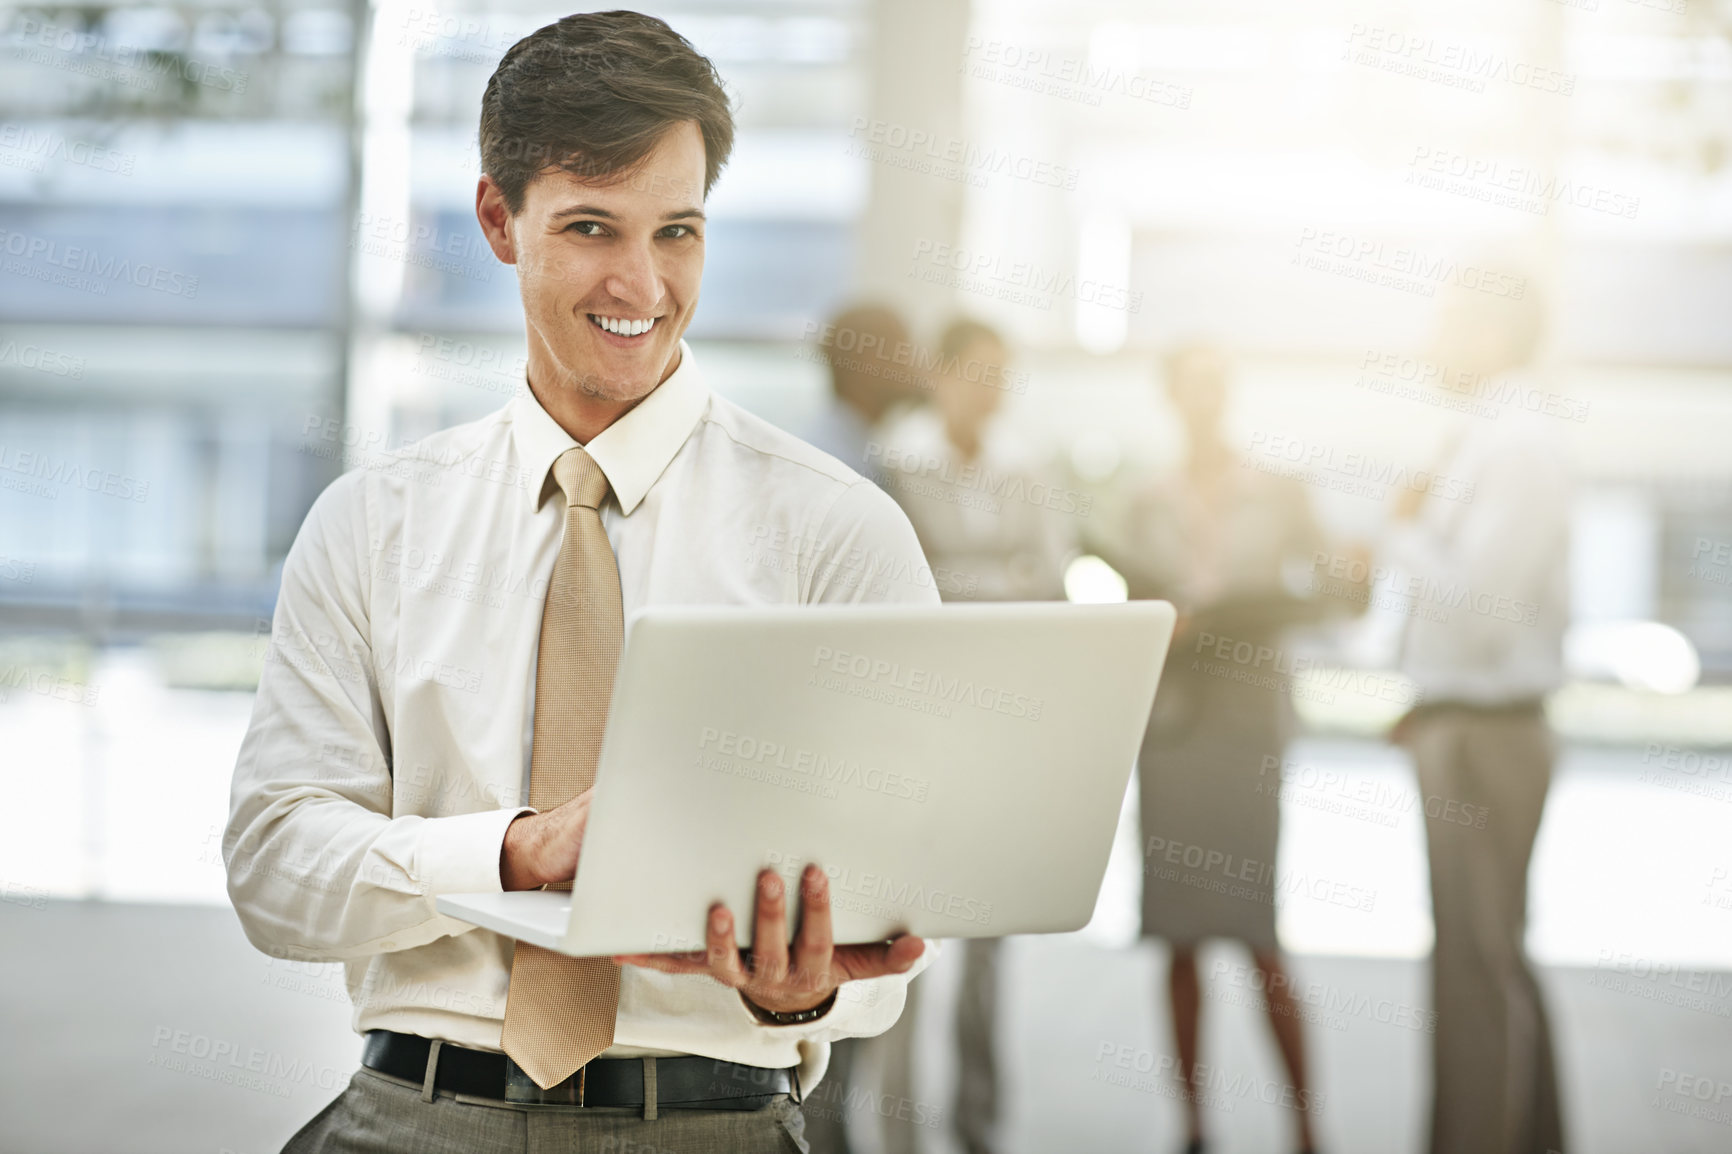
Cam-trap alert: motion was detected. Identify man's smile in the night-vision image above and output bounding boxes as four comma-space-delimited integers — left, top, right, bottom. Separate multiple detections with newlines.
588, 313, 661, 341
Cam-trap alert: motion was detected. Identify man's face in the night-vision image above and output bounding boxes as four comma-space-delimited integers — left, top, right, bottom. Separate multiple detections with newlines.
1164, 348, 1228, 436
935, 336, 1007, 436
496, 121, 708, 404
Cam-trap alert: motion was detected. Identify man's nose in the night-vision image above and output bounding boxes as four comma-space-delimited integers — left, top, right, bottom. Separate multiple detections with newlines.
601, 239, 664, 310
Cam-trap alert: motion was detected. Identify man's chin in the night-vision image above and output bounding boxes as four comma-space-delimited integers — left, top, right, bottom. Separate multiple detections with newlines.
549, 369, 657, 404
581, 336, 681, 395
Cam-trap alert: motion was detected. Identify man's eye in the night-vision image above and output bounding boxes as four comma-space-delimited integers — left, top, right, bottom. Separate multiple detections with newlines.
661, 225, 693, 239
567, 221, 605, 236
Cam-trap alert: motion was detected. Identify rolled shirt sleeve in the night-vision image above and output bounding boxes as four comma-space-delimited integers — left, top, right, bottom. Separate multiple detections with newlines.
225, 472, 532, 963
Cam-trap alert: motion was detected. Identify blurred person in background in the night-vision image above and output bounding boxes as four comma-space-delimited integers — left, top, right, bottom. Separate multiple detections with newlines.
1105, 342, 1329, 1154
872, 318, 1076, 1154
801, 302, 921, 487
796, 301, 917, 1154
1383, 283, 1569, 1154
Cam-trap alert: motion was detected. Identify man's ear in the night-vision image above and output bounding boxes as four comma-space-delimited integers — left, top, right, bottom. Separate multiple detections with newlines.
475, 175, 517, 265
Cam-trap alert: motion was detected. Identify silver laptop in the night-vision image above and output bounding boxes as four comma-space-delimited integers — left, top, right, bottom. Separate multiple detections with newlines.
438, 601, 1174, 956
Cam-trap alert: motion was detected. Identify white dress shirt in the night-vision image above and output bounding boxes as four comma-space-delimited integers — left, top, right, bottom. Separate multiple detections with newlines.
875, 408, 1077, 602
226, 342, 937, 1088
1383, 402, 1573, 704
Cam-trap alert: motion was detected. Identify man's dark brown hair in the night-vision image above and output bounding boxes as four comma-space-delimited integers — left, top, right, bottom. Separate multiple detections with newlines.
480, 10, 735, 214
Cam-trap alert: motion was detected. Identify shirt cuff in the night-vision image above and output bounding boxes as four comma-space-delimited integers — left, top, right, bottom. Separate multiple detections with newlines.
417, 806, 536, 897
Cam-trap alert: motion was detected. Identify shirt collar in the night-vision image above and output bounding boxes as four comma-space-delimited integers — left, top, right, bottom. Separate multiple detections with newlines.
507, 339, 710, 516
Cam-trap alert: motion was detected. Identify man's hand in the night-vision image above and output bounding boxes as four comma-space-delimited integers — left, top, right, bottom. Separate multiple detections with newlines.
499, 789, 593, 891
613, 865, 925, 1015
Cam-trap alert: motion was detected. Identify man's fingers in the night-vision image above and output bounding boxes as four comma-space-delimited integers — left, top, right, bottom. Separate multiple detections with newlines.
750, 870, 789, 985
706, 904, 748, 988
791, 865, 834, 992
831, 934, 925, 983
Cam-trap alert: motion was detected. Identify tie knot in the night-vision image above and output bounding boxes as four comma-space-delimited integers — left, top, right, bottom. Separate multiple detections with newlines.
551, 447, 610, 510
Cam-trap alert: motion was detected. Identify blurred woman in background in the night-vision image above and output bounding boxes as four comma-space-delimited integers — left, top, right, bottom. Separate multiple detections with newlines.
1108, 342, 1332, 1154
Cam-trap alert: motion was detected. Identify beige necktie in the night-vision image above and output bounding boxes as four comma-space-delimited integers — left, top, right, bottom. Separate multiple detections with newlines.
500, 446, 623, 1090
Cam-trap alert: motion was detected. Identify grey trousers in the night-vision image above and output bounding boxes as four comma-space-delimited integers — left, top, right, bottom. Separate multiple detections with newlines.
282, 1065, 809, 1154
1409, 708, 1565, 1154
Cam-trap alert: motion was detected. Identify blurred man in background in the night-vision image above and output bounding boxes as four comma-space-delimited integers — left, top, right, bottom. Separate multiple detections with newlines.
796, 301, 919, 1154
1384, 284, 1570, 1154
873, 318, 1076, 1154
1104, 342, 1327, 1154
802, 303, 921, 485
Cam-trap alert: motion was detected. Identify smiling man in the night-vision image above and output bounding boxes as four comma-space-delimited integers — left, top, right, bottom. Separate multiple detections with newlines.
226, 11, 934, 1153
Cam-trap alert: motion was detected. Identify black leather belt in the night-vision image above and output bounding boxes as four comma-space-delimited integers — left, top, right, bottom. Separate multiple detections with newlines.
361, 1030, 794, 1110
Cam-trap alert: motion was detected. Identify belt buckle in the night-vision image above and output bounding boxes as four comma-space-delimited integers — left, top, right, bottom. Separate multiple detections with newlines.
503, 1059, 585, 1106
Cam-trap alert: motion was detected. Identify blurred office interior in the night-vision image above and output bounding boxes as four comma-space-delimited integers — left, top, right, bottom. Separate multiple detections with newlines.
1, 0, 1730, 1150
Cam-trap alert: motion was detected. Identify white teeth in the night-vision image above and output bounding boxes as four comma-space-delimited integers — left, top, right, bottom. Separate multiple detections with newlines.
591, 315, 656, 337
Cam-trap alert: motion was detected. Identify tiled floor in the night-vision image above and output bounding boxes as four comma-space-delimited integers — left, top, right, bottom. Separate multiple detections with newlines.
4, 658, 1730, 1151
3, 901, 1730, 1154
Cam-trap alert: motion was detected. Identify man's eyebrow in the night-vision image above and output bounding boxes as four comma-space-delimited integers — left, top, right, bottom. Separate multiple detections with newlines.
545, 205, 707, 223
549, 204, 616, 222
